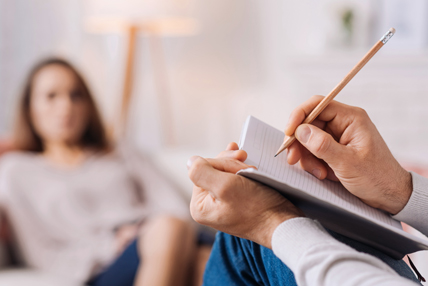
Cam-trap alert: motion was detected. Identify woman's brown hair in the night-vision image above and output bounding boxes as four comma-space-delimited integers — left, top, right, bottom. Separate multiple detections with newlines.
13, 58, 110, 152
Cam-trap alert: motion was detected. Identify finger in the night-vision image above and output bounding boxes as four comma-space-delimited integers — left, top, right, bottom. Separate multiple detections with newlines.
188, 157, 240, 199
285, 95, 325, 136
216, 149, 247, 162
226, 142, 239, 151
206, 158, 256, 173
285, 96, 358, 141
188, 157, 228, 192
295, 124, 347, 165
188, 155, 255, 174
287, 141, 301, 165
299, 147, 328, 179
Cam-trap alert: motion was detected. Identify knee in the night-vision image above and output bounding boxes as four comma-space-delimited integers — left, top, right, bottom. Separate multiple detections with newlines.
140, 215, 195, 239
138, 215, 196, 258
155, 215, 193, 230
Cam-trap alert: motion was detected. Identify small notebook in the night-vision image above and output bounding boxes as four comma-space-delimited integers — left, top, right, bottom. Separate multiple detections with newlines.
237, 116, 428, 259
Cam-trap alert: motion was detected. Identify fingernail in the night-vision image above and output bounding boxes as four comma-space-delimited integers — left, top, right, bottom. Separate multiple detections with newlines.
295, 125, 311, 143
187, 156, 198, 170
312, 169, 321, 179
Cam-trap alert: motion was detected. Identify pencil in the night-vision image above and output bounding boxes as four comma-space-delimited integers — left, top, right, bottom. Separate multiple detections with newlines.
274, 27, 396, 157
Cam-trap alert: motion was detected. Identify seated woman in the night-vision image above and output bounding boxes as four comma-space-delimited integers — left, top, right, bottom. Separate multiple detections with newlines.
0, 58, 203, 286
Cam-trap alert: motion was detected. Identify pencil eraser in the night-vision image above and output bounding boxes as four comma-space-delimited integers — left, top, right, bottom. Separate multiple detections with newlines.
380, 28, 395, 44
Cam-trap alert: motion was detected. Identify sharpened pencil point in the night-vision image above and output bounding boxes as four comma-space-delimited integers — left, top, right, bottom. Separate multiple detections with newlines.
274, 154, 278, 158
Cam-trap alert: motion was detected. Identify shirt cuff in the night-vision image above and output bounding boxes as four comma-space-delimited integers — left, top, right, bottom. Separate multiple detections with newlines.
393, 171, 428, 236
271, 217, 339, 271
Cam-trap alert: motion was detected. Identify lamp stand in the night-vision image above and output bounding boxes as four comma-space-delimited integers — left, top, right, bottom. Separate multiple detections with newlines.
117, 25, 175, 147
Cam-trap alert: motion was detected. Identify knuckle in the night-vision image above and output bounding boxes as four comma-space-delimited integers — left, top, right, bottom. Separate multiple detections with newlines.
188, 157, 205, 181
352, 107, 370, 125
354, 107, 368, 118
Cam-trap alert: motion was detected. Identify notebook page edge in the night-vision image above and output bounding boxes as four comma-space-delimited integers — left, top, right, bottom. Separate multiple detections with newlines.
238, 115, 253, 150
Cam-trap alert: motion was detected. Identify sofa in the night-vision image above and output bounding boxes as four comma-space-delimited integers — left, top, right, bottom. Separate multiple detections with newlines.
0, 138, 208, 285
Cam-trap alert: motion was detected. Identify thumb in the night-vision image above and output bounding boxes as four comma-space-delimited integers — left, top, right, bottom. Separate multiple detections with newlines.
295, 124, 346, 164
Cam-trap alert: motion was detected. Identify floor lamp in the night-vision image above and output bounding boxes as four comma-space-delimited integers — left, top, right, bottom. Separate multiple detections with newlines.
85, 16, 198, 146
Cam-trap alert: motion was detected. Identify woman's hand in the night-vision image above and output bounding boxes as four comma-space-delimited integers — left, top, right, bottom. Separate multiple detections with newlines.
188, 143, 304, 249
285, 95, 412, 215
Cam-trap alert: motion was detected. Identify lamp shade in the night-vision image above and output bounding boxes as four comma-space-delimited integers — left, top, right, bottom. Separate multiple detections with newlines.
84, 0, 198, 35
86, 0, 195, 21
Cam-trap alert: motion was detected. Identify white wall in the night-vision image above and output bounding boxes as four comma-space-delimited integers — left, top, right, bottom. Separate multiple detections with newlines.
1, 0, 428, 165
0, 0, 112, 133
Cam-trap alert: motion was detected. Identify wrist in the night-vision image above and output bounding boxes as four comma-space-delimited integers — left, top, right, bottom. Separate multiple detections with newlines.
383, 169, 412, 215
257, 208, 305, 249
392, 170, 413, 215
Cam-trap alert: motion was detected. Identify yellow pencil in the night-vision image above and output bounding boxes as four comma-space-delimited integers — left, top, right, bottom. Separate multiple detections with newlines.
274, 28, 396, 157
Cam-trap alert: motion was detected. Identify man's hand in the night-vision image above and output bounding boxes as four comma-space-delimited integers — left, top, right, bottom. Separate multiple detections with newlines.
285, 95, 412, 215
188, 143, 304, 249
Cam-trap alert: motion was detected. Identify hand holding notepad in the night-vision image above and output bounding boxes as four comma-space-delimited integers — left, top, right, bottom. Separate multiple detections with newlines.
187, 143, 304, 249
238, 116, 428, 259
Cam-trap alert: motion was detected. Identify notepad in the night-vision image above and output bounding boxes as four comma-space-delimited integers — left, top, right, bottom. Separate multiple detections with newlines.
238, 116, 428, 259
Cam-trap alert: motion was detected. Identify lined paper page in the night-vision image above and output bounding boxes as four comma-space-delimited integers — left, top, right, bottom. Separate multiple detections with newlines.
239, 116, 401, 229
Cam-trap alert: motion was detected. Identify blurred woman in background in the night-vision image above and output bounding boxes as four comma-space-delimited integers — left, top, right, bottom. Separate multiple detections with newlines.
0, 58, 202, 286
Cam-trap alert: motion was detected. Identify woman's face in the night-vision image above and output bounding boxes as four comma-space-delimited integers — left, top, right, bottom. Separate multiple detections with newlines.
30, 64, 90, 146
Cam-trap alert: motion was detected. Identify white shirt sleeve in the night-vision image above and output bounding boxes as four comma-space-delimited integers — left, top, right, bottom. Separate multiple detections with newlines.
271, 171, 428, 286
393, 172, 428, 236
271, 218, 419, 286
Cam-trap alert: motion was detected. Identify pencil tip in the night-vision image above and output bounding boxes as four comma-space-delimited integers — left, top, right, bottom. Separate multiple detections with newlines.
274, 154, 278, 158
